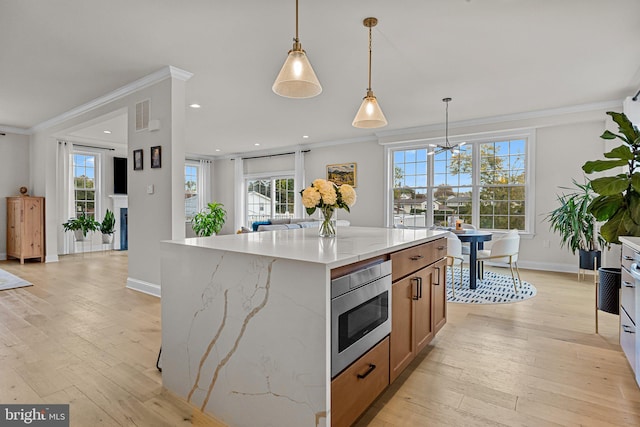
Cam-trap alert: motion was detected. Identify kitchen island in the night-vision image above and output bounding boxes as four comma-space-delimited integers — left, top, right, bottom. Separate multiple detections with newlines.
160, 226, 447, 427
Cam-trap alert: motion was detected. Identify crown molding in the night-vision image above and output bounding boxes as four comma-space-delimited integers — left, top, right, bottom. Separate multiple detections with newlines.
375, 99, 623, 140
0, 125, 30, 135
30, 66, 193, 134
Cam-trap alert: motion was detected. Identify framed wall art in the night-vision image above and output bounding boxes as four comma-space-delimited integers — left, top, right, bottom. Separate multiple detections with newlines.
133, 149, 143, 171
151, 146, 162, 168
326, 162, 357, 187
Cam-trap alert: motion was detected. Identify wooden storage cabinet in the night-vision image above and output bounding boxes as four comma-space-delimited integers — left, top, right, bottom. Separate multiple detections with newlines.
6, 196, 45, 264
389, 238, 447, 383
331, 337, 389, 427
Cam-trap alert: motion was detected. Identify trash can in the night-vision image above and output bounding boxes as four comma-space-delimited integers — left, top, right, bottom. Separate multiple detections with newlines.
598, 267, 621, 314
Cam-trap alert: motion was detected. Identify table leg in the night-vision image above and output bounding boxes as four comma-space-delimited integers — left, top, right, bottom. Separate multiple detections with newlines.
469, 242, 477, 290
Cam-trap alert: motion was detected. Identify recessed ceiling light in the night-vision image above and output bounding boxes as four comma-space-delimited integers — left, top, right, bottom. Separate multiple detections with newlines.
254, 143, 260, 146
103, 130, 111, 134
302, 135, 309, 139
215, 149, 221, 152
189, 103, 201, 109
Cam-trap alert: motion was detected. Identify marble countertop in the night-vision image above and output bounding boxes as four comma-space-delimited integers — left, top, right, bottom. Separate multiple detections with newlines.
620, 236, 640, 252
164, 226, 448, 268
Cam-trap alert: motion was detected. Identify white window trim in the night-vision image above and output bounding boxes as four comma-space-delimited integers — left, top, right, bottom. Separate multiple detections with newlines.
244, 170, 296, 226
72, 149, 103, 221
384, 128, 536, 236
185, 160, 200, 222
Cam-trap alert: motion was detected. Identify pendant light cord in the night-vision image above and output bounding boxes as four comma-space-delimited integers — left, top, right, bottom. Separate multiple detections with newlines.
445, 99, 450, 146
367, 25, 372, 91
294, 0, 299, 42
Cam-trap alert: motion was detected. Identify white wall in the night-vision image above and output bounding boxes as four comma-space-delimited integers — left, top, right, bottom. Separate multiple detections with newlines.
0, 132, 30, 259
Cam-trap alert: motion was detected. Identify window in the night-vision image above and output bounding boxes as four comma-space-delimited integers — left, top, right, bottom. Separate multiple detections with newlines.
390, 132, 531, 232
73, 153, 97, 218
185, 164, 199, 220
246, 176, 295, 228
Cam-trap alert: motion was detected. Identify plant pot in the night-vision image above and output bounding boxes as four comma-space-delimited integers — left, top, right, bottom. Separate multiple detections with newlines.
73, 230, 86, 241
598, 267, 621, 315
102, 233, 113, 244
578, 249, 601, 270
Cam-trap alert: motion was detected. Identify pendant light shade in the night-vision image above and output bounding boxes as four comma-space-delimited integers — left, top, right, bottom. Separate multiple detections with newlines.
353, 17, 387, 129
272, 0, 322, 98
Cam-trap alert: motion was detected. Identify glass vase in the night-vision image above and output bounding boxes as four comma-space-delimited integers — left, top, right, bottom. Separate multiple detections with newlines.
319, 206, 337, 238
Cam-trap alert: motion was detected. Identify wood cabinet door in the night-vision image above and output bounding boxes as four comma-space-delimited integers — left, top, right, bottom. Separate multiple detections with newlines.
432, 258, 447, 334
22, 198, 42, 258
414, 266, 434, 354
6, 198, 21, 257
389, 274, 416, 383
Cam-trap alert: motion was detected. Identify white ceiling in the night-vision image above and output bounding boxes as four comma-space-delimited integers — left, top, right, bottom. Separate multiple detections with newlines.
1, 0, 639, 156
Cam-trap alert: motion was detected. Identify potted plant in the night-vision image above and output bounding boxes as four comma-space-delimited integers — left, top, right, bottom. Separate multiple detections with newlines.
100, 209, 116, 244
546, 179, 605, 270
192, 202, 226, 237
582, 111, 640, 244
62, 212, 100, 241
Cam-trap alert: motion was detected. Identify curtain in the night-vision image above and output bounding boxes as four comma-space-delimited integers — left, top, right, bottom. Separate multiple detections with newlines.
57, 141, 75, 254
198, 159, 213, 212
234, 157, 245, 231
294, 150, 305, 218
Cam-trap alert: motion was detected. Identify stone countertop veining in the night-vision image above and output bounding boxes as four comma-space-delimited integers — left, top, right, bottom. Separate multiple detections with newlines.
164, 226, 448, 269
620, 236, 640, 253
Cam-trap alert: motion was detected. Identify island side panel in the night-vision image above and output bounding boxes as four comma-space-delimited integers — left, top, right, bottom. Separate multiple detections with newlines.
161, 242, 329, 427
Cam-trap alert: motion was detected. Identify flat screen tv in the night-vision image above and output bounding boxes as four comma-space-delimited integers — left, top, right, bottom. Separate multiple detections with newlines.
113, 157, 127, 194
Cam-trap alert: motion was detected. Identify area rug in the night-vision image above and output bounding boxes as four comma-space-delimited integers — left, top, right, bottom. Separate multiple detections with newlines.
0, 268, 32, 291
446, 268, 536, 304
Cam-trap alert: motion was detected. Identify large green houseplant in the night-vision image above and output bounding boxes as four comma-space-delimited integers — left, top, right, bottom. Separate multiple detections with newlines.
582, 112, 640, 244
62, 212, 100, 241
192, 202, 226, 237
546, 179, 605, 269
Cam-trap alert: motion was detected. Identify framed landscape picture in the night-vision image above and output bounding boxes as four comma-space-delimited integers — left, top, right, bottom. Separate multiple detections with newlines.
327, 162, 357, 187
133, 149, 143, 171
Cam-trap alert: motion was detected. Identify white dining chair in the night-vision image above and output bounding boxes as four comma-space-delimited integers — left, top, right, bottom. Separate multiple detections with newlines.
460, 223, 477, 255
476, 229, 521, 292
445, 232, 464, 296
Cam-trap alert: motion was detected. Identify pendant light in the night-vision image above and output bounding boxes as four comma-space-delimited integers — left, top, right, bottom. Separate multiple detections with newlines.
272, 0, 322, 98
428, 97, 466, 155
352, 17, 387, 129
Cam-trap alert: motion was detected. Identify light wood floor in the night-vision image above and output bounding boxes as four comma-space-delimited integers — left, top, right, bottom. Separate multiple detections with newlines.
0, 253, 638, 426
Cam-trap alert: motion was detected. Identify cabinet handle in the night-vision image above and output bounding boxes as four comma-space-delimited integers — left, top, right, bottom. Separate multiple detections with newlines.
418, 277, 423, 299
437, 246, 446, 251
357, 363, 377, 379
623, 325, 635, 334
434, 267, 441, 285
412, 277, 420, 300
409, 255, 424, 261
624, 256, 634, 261
623, 281, 635, 288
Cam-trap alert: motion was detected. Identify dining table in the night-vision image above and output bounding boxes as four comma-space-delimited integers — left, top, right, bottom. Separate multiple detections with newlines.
456, 231, 493, 289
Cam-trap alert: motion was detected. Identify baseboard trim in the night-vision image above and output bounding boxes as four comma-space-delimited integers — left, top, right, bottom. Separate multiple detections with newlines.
515, 260, 577, 274
0, 253, 5, 261
46, 254, 59, 263
126, 277, 161, 298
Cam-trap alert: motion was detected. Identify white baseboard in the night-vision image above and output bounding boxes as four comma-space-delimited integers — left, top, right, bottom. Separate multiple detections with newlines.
46, 255, 59, 263
0, 252, 5, 261
514, 260, 578, 274
126, 277, 161, 298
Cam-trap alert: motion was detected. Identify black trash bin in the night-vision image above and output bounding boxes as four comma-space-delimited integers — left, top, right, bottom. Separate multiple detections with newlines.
598, 267, 621, 314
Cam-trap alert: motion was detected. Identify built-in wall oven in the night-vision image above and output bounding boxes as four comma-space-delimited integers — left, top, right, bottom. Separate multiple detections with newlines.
331, 260, 392, 377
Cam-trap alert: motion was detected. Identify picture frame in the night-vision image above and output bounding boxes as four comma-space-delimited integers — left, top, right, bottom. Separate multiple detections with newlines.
326, 162, 357, 187
133, 149, 143, 171
151, 146, 162, 169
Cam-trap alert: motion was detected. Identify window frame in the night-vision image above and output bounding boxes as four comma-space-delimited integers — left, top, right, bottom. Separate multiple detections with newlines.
384, 129, 536, 235
185, 161, 200, 221
244, 171, 296, 228
71, 149, 102, 220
